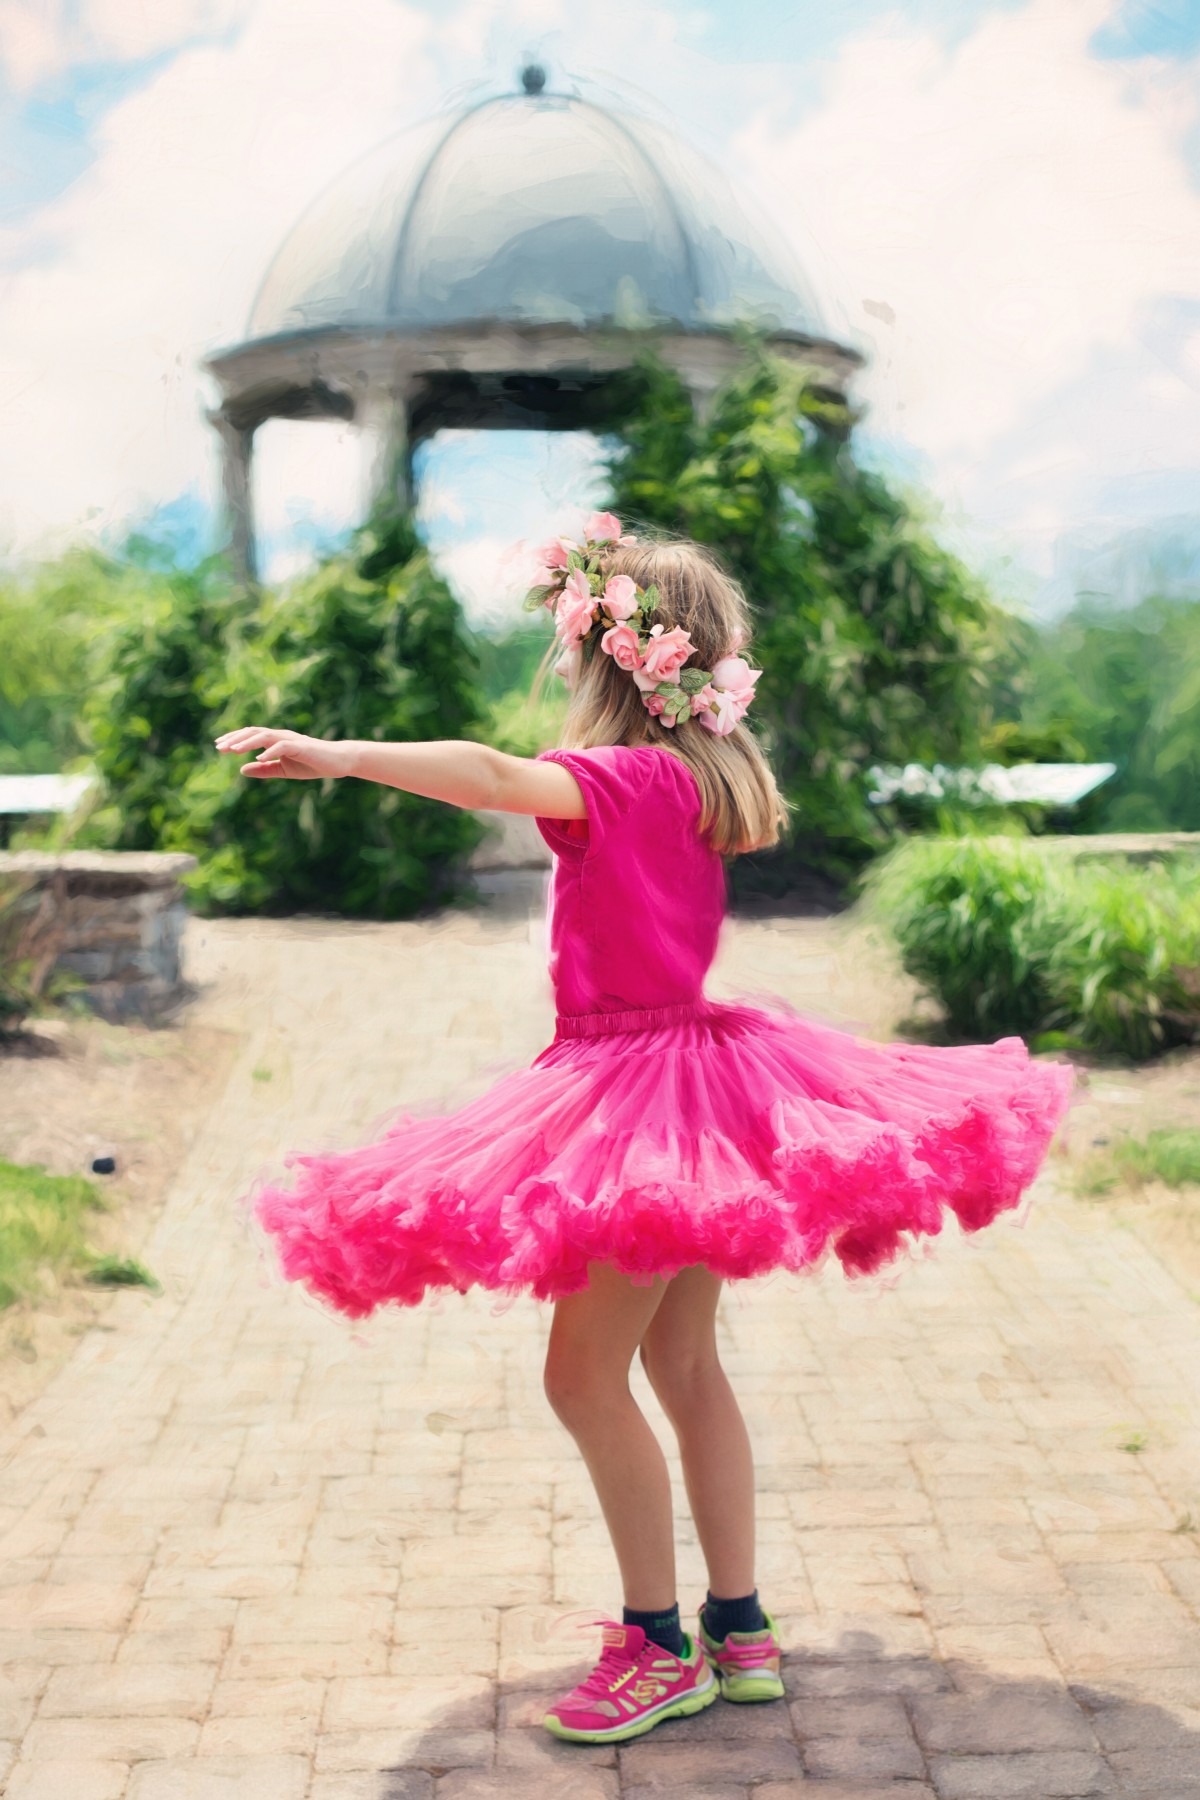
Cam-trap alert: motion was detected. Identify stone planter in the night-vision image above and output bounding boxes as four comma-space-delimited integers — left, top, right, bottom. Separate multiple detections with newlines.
0, 850, 198, 1024
468, 810, 551, 871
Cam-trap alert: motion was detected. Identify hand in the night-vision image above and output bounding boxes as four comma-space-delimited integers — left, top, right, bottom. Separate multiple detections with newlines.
213, 726, 354, 781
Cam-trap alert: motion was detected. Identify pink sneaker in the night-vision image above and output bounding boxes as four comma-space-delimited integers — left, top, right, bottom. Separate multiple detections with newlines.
543, 1620, 717, 1743
697, 1606, 785, 1702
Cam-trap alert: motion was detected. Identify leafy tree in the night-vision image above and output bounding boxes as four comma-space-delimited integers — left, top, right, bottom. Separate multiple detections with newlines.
604, 349, 1008, 884
469, 619, 565, 757
1012, 593, 1200, 832
0, 548, 135, 776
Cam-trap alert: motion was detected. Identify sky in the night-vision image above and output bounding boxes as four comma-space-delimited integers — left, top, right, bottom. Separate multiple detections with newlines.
1, 0, 1198, 627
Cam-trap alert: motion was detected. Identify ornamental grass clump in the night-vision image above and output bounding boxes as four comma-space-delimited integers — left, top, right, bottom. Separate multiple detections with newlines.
862, 833, 1062, 1039
865, 834, 1200, 1060
1044, 859, 1200, 1060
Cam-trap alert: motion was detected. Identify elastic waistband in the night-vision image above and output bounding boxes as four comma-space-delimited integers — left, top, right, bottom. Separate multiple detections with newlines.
554, 999, 713, 1039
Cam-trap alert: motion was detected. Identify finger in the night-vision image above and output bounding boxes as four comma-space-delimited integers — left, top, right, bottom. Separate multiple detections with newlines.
251, 741, 291, 763
215, 727, 276, 751
231, 733, 282, 752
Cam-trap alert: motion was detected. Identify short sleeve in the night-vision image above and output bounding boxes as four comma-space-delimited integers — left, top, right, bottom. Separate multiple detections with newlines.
534, 745, 654, 861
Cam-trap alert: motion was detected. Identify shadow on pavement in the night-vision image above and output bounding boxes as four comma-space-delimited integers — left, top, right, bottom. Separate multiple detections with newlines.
369, 1629, 1200, 1798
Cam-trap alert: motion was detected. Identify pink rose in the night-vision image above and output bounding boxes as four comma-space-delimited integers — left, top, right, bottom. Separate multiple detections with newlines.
584, 511, 623, 544
640, 623, 696, 684
600, 574, 639, 622
554, 568, 598, 644
699, 689, 741, 736
711, 654, 761, 698
537, 536, 574, 569
689, 682, 718, 717
600, 623, 644, 670
699, 658, 761, 734
710, 656, 762, 721
642, 691, 677, 726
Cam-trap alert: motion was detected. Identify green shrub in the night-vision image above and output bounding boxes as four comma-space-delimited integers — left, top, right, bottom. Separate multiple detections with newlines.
862, 832, 1061, 1037
866, 833, 1200, 1058
1044, 860, 1200, 1061
75, 507, 489, 917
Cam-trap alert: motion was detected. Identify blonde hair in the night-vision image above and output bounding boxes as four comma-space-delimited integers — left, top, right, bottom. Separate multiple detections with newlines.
530, 532, 791, 857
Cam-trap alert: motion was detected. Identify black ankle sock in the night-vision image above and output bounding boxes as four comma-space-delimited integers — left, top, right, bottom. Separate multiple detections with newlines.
623, 1601, 685, 1658
702, 1588, 765, 1641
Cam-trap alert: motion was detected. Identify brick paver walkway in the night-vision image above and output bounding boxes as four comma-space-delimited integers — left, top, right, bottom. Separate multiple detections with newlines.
2, 880, 1199, 1799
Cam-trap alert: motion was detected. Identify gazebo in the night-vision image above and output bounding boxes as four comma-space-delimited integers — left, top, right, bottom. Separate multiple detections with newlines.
202, 64, 864, 585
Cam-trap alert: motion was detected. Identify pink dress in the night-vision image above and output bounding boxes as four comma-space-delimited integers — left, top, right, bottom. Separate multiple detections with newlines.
249, 743, 1074, 1317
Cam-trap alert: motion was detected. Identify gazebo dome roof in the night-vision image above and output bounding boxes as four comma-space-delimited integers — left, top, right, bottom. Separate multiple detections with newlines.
246, 78, 837, 344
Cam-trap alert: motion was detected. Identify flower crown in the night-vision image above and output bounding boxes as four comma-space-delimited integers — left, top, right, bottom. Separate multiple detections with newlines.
523, 512, 761, 736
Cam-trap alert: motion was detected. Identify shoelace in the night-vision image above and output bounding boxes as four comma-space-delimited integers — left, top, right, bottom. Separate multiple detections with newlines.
560, 1622, 643, 1704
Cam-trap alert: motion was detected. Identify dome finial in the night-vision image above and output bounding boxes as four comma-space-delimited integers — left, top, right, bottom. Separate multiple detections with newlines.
520, 62, 546, 95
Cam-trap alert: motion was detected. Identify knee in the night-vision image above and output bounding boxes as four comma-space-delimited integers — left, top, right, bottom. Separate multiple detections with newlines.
543, 1342, 626, 1430
639, 1339, 724, 1417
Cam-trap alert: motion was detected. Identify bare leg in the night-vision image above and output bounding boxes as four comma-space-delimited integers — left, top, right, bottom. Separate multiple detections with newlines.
544, 1261, 674, 1611
639, 1266, 756, 1599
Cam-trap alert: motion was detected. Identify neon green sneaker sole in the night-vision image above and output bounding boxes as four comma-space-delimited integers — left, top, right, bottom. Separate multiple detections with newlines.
543, 1675, 717, 1743
697, 1607, 786, 1702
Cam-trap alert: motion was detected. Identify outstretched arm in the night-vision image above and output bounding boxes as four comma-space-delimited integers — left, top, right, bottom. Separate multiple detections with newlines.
213, 727, 586, 820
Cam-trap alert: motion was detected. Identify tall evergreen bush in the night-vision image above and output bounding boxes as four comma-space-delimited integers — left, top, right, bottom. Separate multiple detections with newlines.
78, 506, 487, 917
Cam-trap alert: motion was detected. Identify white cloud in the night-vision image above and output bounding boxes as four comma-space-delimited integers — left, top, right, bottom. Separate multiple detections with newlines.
0, 0, 247, 93
735, 0, 1200, 572
2, 0, 1199, 611
433, 535, 532, 629
0, 0, 438, 560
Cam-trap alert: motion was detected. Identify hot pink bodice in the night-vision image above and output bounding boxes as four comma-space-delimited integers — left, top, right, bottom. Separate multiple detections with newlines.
534, 744, 728, 1030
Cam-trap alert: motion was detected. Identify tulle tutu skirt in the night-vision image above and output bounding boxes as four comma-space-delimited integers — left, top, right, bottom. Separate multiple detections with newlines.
247, 999, 1075, 1318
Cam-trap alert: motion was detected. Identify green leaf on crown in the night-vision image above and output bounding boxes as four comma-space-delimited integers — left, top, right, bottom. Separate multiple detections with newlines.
653, 683, 691, 720
640, 584, 661, 612
679, 667, 712, 694
522, 586, 554, 612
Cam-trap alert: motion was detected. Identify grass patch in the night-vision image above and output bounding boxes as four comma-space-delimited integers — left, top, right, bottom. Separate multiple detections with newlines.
0, 1156, 155, 1309
1074, 1127, 1200, 1197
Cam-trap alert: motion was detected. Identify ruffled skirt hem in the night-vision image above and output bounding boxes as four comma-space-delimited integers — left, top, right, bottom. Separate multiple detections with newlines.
246, 1000, 1076, 1318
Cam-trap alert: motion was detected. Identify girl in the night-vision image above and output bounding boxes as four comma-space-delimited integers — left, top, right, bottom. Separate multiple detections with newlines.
217, 516, 1074, 1746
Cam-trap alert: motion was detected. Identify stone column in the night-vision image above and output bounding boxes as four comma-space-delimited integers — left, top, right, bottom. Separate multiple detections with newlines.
359, 387, 412, 516
656, 336, 731, 428
207, 408, 258, 586
686, 380, 722, 427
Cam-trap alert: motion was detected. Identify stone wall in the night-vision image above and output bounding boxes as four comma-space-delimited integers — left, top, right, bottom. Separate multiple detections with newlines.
1018, 831, 1200, 863
0, 850, 198, 1024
